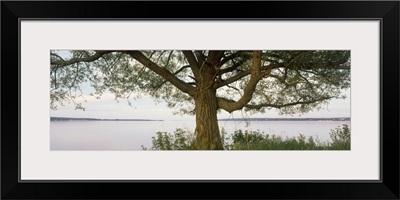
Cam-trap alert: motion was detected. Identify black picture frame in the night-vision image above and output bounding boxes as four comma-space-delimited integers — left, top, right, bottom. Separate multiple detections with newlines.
2, 1, 399, 199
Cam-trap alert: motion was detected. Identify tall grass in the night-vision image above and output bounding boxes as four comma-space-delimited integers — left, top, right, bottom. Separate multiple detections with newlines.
142, 124, 350, 150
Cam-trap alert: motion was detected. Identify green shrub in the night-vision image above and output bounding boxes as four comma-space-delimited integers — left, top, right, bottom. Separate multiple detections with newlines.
329, 124, 351, 150
142, 124, 351, 150
141, 128, 196, 150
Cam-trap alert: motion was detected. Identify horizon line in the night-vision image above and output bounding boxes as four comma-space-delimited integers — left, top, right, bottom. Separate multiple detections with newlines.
50, 116, 351, 121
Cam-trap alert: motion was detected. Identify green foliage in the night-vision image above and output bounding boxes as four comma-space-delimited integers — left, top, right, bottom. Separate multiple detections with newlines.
228, 124, 351, 150
329, 124, 351, 150
50, 50, 350, 116
142, 128, 196, 150
220, 127, 232, 150
227, 130, 329, 150
142, 124, 351, 150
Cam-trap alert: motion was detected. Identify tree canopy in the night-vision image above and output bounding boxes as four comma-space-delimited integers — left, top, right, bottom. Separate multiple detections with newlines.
51, 50, 350, 114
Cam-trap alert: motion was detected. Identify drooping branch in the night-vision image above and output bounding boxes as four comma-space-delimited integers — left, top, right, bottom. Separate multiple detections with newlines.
123, 51, 196, 96
50, 51, 113, 67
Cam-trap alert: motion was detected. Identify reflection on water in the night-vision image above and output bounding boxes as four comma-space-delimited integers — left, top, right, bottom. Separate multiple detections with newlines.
50, 120, 350, 150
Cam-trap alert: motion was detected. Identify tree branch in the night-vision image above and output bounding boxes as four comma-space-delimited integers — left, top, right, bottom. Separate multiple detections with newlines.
219, 60, 244, 75
216, 51, 263, 112
263, 51, 350, 70
220, 51, 243, 65
217, 96, 333, 113
214, 70, 251, 89
182, 51, 200, 78
194, 51, 206, 65
267, 60, 350, 70
164, 50, 174, 68
244, 96, 333, 109
174, 65, 191, 75
123, 51, 196, 96
296, 70, 317, 95
150, 65, 193, 91
50, 53, 65, 62
50, 51, 113, 67
206, 51, 225, 65
216, 62, 277, 89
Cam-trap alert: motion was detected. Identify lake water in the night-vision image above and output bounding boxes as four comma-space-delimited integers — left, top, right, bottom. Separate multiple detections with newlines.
50, 120, 350, 150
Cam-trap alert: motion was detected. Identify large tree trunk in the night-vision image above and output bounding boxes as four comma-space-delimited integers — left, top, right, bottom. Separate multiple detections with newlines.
194, 54, 224, 150
194, 87, 223, 150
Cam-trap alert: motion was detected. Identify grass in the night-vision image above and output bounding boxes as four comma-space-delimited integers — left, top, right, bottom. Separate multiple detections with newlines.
141, 124, 351, 150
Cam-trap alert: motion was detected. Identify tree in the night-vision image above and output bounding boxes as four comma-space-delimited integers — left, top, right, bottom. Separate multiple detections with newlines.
50, 50, 350, 150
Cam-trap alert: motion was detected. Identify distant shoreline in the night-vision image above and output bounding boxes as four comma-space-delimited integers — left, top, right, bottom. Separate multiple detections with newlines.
51, 117, 350, 122
50, 117, 163, 121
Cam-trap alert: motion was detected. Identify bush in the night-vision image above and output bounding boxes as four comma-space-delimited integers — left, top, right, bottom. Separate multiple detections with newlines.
226, 130, 330, 150
141, 128, 196, 150
142, 124, 351, 150
329, 124, 351, 150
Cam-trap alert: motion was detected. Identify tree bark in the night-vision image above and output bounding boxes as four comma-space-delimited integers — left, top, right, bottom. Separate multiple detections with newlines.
194, 87, 222, 150
194, 52, 224, 150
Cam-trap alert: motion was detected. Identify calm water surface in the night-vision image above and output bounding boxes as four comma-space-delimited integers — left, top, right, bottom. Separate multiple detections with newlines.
50, 120, 350, 150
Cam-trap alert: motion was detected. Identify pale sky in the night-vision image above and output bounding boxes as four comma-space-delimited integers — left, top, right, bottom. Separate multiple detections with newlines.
50, 88, 351, 120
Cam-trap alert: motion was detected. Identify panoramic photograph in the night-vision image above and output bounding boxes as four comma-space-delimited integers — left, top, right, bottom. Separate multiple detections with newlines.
50, 50, 351, 150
